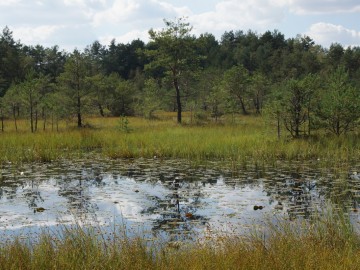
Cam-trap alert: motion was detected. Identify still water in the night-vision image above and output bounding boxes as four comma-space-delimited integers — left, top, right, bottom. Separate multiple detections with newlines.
0, 158, 359, 241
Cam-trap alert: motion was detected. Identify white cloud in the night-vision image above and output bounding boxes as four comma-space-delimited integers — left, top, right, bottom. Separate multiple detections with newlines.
0, 0, 21, 6
92, 0, 140, 26
90, 0, 194, 46
99, 29, 150, 44
12, 25, 66, 45
63, 0, 85, 6
190, 0, 285, 37
63, 0, 107, 8
153, 0, 192, 16
284, 0, 360, 14
91, 0, 191, 27
1, 0, 360, 50
306, 23, 360, 47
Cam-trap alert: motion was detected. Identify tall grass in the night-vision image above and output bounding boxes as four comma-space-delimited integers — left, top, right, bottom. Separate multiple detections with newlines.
0, 210, 359, 269
1, 115, 360, 268
1, 114, 360, 166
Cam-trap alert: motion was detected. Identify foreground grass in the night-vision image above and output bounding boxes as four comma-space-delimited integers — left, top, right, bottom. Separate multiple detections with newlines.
0, 211, 359, 270
1, 115, 360, 269
0, 114, 360, 166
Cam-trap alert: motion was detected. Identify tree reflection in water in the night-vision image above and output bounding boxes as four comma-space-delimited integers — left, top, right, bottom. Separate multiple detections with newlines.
0, 158, 359, 239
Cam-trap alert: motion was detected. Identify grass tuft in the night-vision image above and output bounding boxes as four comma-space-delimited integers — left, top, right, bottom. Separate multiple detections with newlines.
1, 115, 360, 167
0, 210, 359, 270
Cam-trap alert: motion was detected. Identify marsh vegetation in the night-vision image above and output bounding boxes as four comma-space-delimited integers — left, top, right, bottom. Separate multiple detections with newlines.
2, 17, 360, 269
0, 208, 359, 269
0, 119, 360, 269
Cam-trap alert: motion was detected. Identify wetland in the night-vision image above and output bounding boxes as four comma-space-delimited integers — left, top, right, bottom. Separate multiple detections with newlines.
1, 117, 360, 269
1, 157, 359, 241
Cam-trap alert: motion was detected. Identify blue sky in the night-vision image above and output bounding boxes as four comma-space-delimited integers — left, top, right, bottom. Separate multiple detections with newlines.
1, 0, 359, 51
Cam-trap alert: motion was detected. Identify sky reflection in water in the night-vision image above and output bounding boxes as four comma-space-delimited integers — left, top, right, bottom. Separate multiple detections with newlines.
0, 158, 359, 241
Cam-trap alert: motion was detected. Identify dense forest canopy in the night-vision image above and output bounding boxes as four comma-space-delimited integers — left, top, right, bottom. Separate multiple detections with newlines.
1, 18, 360, 136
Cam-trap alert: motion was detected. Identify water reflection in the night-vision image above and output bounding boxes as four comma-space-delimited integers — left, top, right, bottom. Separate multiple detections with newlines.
0, 158, 359, 240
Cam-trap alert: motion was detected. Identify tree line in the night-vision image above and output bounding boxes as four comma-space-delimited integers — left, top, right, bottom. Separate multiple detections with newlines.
1, 18, 360, 136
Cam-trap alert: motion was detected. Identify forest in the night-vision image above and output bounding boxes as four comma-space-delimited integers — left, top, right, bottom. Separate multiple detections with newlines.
1, 17, 360, 137
3, 18, 360, 270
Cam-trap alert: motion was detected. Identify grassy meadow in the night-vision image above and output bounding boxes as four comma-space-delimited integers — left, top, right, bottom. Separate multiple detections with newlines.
1, 112, 360, 167
1, 112, 360, 269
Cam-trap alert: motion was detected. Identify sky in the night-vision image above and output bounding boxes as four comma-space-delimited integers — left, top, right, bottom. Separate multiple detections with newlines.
1, 0, 360, 52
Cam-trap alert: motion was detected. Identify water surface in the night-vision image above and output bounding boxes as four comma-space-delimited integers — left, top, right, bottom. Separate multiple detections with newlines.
0, 158, 359, 241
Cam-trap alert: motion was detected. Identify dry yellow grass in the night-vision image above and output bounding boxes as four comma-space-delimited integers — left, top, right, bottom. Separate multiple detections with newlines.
0, 212, 358, 270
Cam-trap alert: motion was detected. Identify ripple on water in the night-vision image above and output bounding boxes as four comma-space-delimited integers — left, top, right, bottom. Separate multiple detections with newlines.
0, 158, 359, 241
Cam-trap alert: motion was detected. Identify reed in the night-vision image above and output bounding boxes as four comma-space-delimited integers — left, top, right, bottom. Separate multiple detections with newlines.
1, 114, 360, 166
0, 209, 358, 270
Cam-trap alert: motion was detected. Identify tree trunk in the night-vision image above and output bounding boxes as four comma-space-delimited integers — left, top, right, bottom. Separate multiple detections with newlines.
30, 100, 34, 133
174, 78, 182, 123
98, 103, 104, 117
13, 105, 17, 132
35, 107, 38, 132
336, 120, 340, 136
43, 108, 46, 131
239, 97, 248, 115
294, 105, 301, 137
295, 123, 299, 137
254, 96, 261, 114
77, 95, 82, 128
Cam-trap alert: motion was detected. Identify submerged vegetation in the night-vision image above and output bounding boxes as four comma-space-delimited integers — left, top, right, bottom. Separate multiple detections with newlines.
2, 17, 360, 269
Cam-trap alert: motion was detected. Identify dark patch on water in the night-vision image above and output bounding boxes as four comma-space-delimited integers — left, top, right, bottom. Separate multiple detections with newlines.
0, 158, 359, 241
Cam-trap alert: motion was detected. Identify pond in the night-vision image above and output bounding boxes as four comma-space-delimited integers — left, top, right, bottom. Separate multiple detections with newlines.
0, 158, 360, 242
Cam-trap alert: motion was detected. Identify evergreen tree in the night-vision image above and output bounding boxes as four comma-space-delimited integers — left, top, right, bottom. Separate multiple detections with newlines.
144, 17, 201, 123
